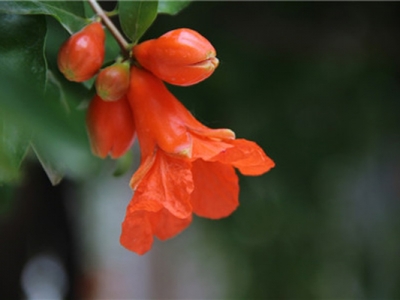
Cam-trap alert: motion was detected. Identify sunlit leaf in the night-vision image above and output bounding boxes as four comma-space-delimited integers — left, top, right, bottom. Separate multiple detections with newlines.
0, 0, 87, 33
119, 0, 158, 44
157, 0, 191, 15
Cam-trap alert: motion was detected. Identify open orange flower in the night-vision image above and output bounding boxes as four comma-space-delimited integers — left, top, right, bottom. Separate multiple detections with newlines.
120, 67, 275, 255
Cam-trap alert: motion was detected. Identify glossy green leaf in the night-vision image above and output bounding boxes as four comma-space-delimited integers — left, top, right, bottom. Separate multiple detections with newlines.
0, 0, 87, 33
157, 0, 191, 15
119, 0, 158, 44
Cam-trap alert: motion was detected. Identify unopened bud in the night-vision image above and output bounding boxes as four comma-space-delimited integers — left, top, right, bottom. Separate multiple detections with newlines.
86, 94, 135, 159
95, 61, 130, 101
133, 28, 219, 86
57, 22, 105, 82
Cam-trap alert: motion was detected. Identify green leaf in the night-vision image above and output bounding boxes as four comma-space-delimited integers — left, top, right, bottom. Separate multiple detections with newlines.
0, 14, 99, 184
0, 66, 100, 184
157, 0, 191, 15
0, 0, 87, 33
28, 70, 69, 186
83, 0, 95, 19
105, 28, 121, 63
0, 14, 46, 182
0, 13, 47, 90
119, 0, 158, 44
0, 118, 31, 183
31, 142, 64, 186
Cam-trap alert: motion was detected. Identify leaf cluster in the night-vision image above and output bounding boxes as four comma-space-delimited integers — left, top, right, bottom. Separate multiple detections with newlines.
0, 0, 191, 185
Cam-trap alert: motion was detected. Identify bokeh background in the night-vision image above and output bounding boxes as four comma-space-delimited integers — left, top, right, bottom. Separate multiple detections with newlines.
1, 1, 400, 299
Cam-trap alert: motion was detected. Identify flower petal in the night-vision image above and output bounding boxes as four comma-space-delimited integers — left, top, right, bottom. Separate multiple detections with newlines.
188, 127, 235, 140
120, 199, 192, 255
120, 210, 155, 255
190, 159, 239, 219
149, 209, 192, 241
191, 134, 233, 161
133, 149, 194, 219
212, 139, 275, 175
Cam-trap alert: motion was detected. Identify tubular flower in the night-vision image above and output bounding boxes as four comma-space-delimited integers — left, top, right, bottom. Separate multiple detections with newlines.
120, 67, 275, 254
132, 28, 219, 86
86, 94, 135, 159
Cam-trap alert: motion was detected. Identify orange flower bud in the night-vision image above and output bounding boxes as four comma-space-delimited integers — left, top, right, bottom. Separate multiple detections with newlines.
95, 61, 130, 101
133, 28, 219, 86
58, 22, 105, 82
86, 94, 135, 159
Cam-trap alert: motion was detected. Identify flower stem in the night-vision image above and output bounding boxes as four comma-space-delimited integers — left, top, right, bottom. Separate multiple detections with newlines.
87, 0, 130, 57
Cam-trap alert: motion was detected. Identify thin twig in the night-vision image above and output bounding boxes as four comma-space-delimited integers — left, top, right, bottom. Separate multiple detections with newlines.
87, 0, 130, 57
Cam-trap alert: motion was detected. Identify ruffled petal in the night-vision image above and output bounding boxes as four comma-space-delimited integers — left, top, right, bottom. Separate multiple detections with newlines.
149, 209, 192, 241
133, 149, 194, 219
120, 203, 192, 255
190, 159, 239, 219
211, 139, 275, 175
120, 209, 156, 255
191, 134, 233, 161
119, 199, 164, 255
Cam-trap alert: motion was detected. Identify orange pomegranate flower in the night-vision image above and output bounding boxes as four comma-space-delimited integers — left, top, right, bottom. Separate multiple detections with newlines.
120, 67, 275, 255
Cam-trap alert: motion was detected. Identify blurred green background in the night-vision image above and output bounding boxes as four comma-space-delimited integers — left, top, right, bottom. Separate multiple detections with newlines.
1, 1, 400, 299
